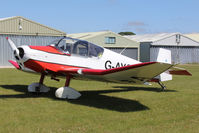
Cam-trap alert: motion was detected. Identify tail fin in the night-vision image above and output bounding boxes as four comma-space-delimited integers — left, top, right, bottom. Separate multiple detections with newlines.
156, 48, 172, 81
157, 48, 171, 64
156, 48, 191, 80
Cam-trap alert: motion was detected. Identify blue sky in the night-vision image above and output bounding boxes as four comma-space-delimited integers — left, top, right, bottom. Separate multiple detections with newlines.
1, 0, 199, 34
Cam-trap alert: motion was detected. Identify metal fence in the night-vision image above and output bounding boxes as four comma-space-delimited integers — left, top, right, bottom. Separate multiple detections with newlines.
0, 34, 62, 66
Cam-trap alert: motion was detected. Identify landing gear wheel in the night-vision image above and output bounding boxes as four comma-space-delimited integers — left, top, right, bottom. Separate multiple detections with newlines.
28, 83, 50, 93
55, 87, 81, 99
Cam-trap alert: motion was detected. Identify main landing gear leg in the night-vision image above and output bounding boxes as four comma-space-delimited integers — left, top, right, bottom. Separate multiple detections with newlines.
158, 81, 166, 91
55, 75, 81, 99
28, 73, 50, 93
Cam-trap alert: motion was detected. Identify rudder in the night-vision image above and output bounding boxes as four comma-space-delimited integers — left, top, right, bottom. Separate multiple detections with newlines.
156, 48, 172, 81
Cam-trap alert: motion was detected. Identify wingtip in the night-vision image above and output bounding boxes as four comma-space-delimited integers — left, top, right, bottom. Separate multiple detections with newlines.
8, 60, 20, 69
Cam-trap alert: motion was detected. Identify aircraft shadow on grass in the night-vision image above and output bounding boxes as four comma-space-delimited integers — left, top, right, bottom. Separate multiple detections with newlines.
0, 85, 176, 112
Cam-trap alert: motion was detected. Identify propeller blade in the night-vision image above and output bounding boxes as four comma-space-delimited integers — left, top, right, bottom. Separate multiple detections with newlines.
6, 37, 19, 55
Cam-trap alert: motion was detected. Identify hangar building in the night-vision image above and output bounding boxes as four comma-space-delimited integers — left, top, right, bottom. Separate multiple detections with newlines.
68, 31, 140, 60
0, 16, 66, 67
125, 33, 199, 64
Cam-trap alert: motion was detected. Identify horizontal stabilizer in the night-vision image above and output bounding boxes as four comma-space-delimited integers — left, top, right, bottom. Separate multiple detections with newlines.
169, 67, 192, 76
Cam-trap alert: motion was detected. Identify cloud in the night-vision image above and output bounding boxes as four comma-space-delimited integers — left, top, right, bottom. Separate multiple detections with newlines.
122, 21, 148, 34
134, 27, 147, 33
127, 21, 146, 27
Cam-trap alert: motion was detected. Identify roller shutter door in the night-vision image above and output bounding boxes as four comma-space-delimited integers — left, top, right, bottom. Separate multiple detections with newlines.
106, 47, 138, 60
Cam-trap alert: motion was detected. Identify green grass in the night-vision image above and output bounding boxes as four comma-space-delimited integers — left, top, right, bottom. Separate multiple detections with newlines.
0, 65, 199, 133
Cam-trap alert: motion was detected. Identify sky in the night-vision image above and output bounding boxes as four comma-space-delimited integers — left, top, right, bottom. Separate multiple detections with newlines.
1, 0, 199, 34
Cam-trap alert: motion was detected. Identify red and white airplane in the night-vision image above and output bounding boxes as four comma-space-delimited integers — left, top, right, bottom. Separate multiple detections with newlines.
6, 37, 191, 99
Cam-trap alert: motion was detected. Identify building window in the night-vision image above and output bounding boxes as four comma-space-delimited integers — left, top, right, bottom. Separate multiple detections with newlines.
105, 37, 116, 44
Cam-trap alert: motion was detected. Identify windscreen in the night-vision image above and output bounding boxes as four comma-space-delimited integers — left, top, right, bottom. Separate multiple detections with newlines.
49, 37, 104, 58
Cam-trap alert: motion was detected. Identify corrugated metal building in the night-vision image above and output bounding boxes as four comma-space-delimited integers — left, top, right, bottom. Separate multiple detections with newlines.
68, 31, 140, 60
125, 33, 199, 64
0, 16, 66, 67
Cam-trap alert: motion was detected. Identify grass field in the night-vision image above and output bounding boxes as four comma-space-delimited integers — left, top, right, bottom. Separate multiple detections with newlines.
0, 65, 199, 133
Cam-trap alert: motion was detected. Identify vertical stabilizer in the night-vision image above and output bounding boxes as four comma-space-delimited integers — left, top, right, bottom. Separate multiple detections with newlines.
157, 48, 171, 64
156, 48, 172, 81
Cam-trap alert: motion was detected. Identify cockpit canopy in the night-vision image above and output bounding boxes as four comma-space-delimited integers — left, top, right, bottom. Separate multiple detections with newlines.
49, 37, 104, 58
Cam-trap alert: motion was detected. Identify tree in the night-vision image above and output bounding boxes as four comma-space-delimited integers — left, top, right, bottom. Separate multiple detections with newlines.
118, 32, 136, 36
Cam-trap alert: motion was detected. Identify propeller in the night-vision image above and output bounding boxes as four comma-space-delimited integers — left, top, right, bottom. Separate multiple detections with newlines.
6, 37, 25, 60
6, 37, 19, 55
6, 37, 24, 69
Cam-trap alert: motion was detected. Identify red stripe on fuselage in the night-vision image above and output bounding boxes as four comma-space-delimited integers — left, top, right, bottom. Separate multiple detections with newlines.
29, 45, 63, 55
81, 62, 157, 75
24, 59, 80, 73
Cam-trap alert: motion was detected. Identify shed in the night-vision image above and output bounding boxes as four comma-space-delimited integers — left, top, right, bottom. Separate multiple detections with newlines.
0, 16, 66, 67
68, 31, 140, 60
125, 33, 199, 64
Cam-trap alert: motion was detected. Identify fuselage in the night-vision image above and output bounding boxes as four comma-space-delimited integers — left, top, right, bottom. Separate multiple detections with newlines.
17, 45, 140, 74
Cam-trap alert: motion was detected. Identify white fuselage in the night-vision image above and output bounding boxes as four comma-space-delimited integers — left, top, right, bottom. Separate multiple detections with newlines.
20, 45, 140, 71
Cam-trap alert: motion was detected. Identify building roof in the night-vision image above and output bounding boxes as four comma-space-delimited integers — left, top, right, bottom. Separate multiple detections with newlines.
68, 31, 113, 40
124, 33, 179, 42
125, 33, 199, 46
184, 33, 199, 42
0, 16, 14, 21
0, 16, 66, 36
68, 31, 139, 48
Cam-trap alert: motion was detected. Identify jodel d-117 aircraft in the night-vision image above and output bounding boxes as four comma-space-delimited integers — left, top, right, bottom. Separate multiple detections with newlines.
6, 37, 191, 99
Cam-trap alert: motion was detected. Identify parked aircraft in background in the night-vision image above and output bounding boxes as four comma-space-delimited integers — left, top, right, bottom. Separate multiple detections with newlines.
6, 37, 191, 99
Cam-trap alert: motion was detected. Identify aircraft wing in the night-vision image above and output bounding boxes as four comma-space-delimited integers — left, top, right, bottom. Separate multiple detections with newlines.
45, 62, 173, 84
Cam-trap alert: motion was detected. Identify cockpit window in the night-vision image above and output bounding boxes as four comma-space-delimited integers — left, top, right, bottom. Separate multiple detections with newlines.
48, 37, 104, 58
89, 43, 104, 57
72, 41, 88, 56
